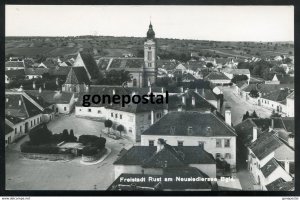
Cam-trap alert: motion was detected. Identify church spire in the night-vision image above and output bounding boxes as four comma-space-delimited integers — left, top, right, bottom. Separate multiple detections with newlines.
147, 21, 155, 40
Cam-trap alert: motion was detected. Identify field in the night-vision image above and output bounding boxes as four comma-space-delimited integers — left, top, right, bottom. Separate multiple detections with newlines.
5, 36, 294, 59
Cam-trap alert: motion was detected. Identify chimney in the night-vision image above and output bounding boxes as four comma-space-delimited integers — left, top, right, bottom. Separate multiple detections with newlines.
284, 160, 290, 173
157, 138, 165, 153
112, 89, 116, 95
195, 88, 198, 93
192, 96, 195, 106
161, 87, 164, 94
131, 91, 136, 97
180, 86, 184, 93
18, 99, 22, 106
225, 108, 231, 126
288, 134, 294, 148
56, 78, 59, 86
18, 85, 24, 92
151, 110, 154, 125
201, 88, 205, 97
149, 85, 152, 94
177, 105, 183, 112
33, 81, 36, 90
43, 82, 46, 89
252, 126, 258, 142
182, 96, 186, 105
39, 87, 42, 93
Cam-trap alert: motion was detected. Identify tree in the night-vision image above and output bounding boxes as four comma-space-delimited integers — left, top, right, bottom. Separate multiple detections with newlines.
206, 62, 213, 68
249, 89, 259, 98
271, 110, 281, 117
104, 119, 113, 134
29, 123, 53, 145
242, 111, 250, 121
231, 75, 249, 84
251, 111, 258, 118
62, 129, 69, 142
117, 125, 125, 137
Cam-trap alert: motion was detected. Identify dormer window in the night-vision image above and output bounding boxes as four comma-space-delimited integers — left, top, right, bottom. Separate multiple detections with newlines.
187, 126, 193, 135
170, 126, 175, 135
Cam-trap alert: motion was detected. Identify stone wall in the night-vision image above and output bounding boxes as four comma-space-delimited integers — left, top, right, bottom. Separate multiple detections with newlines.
22, 152, 74, 161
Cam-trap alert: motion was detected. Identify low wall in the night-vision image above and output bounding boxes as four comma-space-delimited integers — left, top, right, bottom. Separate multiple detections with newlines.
81, 148, 107, 162
22, 152, 74, 161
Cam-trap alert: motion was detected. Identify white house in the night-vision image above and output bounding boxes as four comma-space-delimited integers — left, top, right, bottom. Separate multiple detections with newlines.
286, 92, 294, 117
141, 110, 237, 169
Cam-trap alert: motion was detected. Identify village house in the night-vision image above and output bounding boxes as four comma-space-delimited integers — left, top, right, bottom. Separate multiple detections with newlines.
5, 60, 25, 70
113, 138, 217, 180
5, 69, 25, 84
221, 68, 251, 81
141, 111, 237, 170
204, 71, 231, 86
24, 68, 49, 79
5, 89, 55, 145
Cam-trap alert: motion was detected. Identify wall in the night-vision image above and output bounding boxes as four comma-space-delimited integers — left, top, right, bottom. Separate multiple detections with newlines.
114, 165, 163, 180
141, 135, 236, 166
22, 152, 74, 161
75, 106, 107, 118
286, 98, 294, 117
259, 97, 286, 114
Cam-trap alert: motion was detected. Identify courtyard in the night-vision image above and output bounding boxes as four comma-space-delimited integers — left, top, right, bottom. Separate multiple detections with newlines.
5, 114, 135, 190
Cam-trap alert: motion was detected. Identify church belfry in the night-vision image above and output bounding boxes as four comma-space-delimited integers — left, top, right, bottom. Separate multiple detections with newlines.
143, 22, 157, 87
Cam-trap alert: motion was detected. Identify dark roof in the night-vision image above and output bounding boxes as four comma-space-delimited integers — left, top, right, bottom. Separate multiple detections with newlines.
97, 58, 111, 70
5, 115, 23, 124
5, 61, 25, 68
26, 90, 73, 104
261, 88, 292, 102
5, 93, 42, 119
64, 67, 90, 84
108, 58, 144, 70
49, 66, 71, 76
249, 132, 283, 160
242, 83, 294, 93
265, 178, 294, 191
260, 158, 279, 178
222, 68, 250, 75
78, 52, 100, 79
107, 167, 213, 191
24, 68, 49, 75
5, 69, 25, 78
114, 144, 215, 166
5, 122, 14, 135
142, 111, 236, 137
205, 72, 230, 80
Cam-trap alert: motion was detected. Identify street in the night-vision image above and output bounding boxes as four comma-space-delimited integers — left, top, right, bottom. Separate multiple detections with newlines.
219, 86, 273, 126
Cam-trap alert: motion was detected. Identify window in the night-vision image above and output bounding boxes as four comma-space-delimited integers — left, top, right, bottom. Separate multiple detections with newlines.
198, 141, 204, 149
115, 114, 118, 118
156, 113, 161, 119
79, 109, 82, 111
15, 128, 17, 134
224, 139, 230, 147
148, 51, 152, 61
170, 126, 175, 135
31, 121, 33, 127
37, 118, 39, 124
148, 63, 151, 68
120, 114, 122, 119
128, 128, 133, 133
88, 109, 91, 112
111, 113, 113, 117
98, 110, 101, 114
5, 140, 8, 144
216, 139, 222, 148
178, 141, 184, 147
187, 126, 193, 135
64, 107, 66, 111
20, 126, 22, 133
149, 140, 154, 146
225, 153, 231, 159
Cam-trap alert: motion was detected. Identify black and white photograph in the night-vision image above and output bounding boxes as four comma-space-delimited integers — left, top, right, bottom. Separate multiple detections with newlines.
3, 5, 295, 192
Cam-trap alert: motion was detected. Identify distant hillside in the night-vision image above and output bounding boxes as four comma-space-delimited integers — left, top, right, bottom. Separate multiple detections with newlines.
5, 36, 294, 59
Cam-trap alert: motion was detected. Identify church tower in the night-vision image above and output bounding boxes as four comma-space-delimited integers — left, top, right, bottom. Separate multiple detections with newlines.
143, 22, 157, 87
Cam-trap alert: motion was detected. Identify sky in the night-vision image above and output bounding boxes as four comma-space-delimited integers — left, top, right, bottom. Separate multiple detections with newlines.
5, 5, 294, 42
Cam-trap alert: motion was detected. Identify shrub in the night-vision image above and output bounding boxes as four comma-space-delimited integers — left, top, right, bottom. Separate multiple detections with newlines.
82, 146, 98, 156
94, 137, 106, 150
78, 135, 99, 145
20, 141, 60, 154
29, 123, 53, 145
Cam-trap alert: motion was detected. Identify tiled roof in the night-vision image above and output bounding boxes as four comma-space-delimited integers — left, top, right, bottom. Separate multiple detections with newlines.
64, 67, 90, 84
249, 132, 283, 160
222, 68, 250, 75
242, 83, 294, 93
5, 69, 25, 78
114, 144, 215, 166
25, 90, 73, 104
265, 178, 294, 191
78, 52, 99, 79
5, 61, 25, 68
25, 68, 49, 75
260, 158, 279, 178
261, 88, 292, 102
5, 122, 14, 135
142, 111, 236, 137
49, 66, 71, 76
5, 115, 23, 125
108, 58, 144, 69
205, 72, 230, 80
97, 58, 111, 70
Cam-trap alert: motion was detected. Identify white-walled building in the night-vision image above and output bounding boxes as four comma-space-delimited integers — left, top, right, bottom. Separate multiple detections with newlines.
221, 68, 250, 80
286, 92, 294, 117
141, 111, 237, 168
